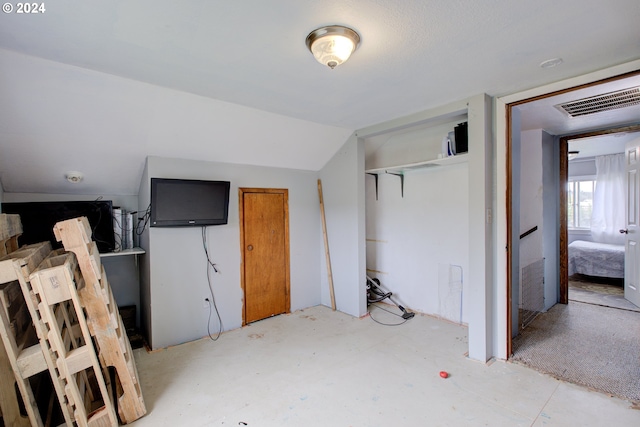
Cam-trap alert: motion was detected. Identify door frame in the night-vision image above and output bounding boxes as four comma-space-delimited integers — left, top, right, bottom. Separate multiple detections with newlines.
505, 70, 640, 357
239, 187, 291, 326
558, 124, 640, 304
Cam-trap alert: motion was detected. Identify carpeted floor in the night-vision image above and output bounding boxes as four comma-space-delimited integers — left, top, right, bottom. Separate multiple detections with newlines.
512, 298, 640, 402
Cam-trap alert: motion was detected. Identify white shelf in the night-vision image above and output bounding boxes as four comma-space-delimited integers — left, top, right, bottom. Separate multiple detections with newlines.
365, 153, 468, 174
100, 247, 146, 258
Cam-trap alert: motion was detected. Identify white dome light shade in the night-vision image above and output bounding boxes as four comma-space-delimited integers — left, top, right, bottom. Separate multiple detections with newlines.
306, 26, 360, 69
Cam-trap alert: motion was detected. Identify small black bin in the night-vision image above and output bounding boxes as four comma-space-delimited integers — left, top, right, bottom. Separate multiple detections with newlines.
454, 122, 468, 154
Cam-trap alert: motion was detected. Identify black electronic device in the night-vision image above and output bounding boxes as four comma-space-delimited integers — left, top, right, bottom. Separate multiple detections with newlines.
150, 178, 230, 227
454, 122, 468, 154
1, 200, 116, 253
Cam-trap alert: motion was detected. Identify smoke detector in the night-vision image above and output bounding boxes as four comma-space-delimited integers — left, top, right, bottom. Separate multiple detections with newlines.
65, 171, 84, 183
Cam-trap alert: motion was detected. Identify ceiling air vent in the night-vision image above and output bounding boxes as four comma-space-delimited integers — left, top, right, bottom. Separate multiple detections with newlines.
556, 87, 640, 117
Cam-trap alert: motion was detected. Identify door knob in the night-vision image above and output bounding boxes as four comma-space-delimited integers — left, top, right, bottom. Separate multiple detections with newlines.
620, 229, 629, 234
247, 245, 254, 251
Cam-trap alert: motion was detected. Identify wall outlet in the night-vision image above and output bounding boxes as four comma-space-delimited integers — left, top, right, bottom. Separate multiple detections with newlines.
203, 297, 210, 309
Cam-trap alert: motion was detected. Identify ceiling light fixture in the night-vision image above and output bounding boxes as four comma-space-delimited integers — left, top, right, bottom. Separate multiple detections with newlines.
306, 25, 360, 69
568, 150, 579, 160
65, 171, 84, 183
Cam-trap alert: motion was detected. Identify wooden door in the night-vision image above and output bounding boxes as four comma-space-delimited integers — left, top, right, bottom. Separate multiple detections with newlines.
624, 139, 640, 308
240, 188, 290, 324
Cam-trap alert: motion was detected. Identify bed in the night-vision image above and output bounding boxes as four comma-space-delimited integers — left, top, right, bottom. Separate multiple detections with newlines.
568, 240, 625, 279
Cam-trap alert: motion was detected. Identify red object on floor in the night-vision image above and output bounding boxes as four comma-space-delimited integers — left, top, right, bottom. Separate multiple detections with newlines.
439, 371, 449, 378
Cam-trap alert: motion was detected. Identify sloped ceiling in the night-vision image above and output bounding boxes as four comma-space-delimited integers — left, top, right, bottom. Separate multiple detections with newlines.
0, 51, 353, 195
0, 0, 638, 196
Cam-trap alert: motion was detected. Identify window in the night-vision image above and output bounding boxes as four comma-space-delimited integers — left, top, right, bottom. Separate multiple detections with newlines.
568, 178, 595, 229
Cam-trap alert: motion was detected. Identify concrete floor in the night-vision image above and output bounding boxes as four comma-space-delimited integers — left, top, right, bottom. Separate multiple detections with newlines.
129, 305, 640, 426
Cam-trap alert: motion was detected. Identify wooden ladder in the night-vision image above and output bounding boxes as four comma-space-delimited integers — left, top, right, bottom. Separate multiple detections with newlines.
54, 217, 146, 424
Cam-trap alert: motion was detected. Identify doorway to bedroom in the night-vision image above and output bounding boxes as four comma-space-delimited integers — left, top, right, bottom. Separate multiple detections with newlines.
562, 127, 640, 311
505, 71, 640, 402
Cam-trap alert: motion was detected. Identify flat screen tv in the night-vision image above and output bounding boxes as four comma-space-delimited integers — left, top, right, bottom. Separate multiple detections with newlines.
1, 200, 116, 253
150, 178, 230, 227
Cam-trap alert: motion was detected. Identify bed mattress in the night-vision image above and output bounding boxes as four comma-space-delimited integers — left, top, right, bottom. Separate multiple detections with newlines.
568, 240, 625, 279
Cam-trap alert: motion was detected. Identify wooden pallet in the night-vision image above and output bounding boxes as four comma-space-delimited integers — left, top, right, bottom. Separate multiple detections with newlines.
0, 216, 63, 427
0, 249, 45, 427
0, 242, 71, 426
0, 214, 22, 256
28, 251, 118, 427
54, 217, 146, 424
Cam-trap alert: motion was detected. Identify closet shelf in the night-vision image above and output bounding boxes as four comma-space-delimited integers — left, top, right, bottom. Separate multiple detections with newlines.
100, 247, 145, 258
365, 153, 468, 175
365, 153, 468, 199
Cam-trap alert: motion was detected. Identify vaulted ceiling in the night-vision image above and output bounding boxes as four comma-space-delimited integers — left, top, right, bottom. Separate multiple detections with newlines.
0, 0, 638, 195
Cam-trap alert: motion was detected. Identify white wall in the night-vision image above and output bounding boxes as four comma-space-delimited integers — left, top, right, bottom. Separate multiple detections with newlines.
517, 129, 545, 327
519, 130, 544, 268
518, 129, 559, 313
318, 134, 366, 317
141, 156, 321, 349
0, 49, 353, 197
465, 94, 494, 362
541, 131, 559, 310
366, 121, 462, 170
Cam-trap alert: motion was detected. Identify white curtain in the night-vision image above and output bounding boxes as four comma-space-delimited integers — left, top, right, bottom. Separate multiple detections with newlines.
591, 153, 626, 245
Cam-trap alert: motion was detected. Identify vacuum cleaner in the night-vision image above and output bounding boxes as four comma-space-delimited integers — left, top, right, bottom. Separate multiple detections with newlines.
366, 275, 415, 320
